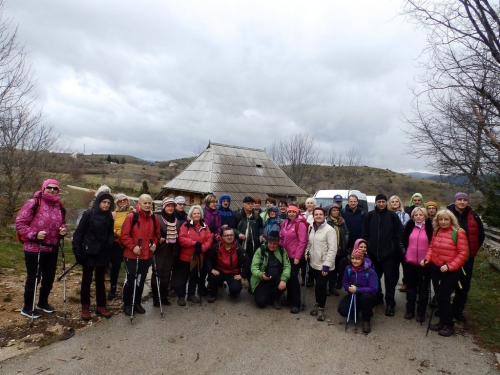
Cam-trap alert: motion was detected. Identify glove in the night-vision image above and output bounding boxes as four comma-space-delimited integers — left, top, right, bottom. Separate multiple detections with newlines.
194, 242, 202, 256
74, 252, 87, 265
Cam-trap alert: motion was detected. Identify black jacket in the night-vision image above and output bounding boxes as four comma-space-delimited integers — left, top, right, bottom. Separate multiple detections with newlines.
342, 205, 366, 250
363, 207, 403, 261
204, 241, 250, 279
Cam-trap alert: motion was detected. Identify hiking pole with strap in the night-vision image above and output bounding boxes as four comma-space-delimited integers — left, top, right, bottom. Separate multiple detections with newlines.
30, 242, 42, 328
345, 292, 355, 332
60, 236, 67, 318
152, 245, 164, 317
301, 258, 309, 311
353, 292, 358, 333
130, 238, 142, 323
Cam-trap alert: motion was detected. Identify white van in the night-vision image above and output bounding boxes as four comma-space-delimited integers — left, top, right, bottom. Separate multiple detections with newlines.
313, 190, 368, 212
367, 195, 376, 211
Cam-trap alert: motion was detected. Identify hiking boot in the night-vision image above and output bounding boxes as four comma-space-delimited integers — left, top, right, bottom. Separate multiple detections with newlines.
134, 304, 146, 314
95, 306, 111, 318
187, 295, 200, 304
399, 284, 407, 293
21, 308, 41, 319
273, 300, 281, 310
454, 312, 467, 323
317, 308, 325, 321
438, 325, 455, 337
310, 303, 319, 316
363, 320, 371, 334
36, 303, 55, 313
107, 286, 117, 301
177, 297, 186, 306
207, 295, 217, 303
404, 311, 415, 320
123, 305, 133, 316
385, 305, 395, 317
81, 304, 91, 321
430, 322, 443, 332
290, 306, 300, 314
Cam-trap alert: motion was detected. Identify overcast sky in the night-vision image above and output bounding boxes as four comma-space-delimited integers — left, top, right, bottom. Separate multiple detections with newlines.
5, 0, 430, 172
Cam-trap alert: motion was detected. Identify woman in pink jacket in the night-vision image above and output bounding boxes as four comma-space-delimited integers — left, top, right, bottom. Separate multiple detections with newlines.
15, 179, 66, 319
280, 205, 308, 314
421, 209, 468, 337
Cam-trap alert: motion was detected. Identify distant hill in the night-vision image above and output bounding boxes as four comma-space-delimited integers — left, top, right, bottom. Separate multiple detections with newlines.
403, 172, 470, 186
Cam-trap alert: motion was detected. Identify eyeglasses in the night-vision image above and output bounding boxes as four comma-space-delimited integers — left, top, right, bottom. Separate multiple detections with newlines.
177, 203, 186, 206
45, 186, 59, 191
118, 199, 128, 203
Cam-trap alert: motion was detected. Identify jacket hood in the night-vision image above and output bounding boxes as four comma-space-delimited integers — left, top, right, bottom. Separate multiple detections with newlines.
95, 191, 115, 213
353, 238, 368, 252
409, 193, 425, 207
218, 194, 231, 207
267, 205, 279, 215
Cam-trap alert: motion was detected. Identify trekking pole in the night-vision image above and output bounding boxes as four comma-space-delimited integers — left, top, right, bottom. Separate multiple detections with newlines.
60, 236, 67, 319
152, 251, 164, 318
30, 242, 42, 328
345, 292, 355, 332
57, 262, 79, 281
426, 261, 444, 336
353, 293, 358, 333
300, 259, 309, 311
130, 239, 142, 323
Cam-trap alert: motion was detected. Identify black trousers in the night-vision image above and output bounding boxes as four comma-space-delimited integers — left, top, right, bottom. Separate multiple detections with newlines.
23, 250, 58, 309
452, 257, 474, 315
151, 245, 175, 303
171, 260, 199, 298
430, 264, 460, 327
207, 272, 242, 297
81, 265, 106, 307
372, 256, 399, 307
405, 263, 430, 313
338, 293, 377, 321
286, 262, 301, 308
109, 242, 124, 290
310, 268, 328, 308
328, 254, 344, 289
299, 258, 314, 283
123, 257, 152, 306
254, 277, 283, 308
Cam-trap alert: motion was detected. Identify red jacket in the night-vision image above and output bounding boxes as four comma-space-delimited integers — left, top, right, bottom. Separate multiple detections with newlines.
178, 220, 213, 263
424, 227, 469, 272
120, 210, 161, 260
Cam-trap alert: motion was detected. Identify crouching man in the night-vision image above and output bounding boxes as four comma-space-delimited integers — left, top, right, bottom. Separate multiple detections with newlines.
205, 228, 250, 302
250, 229, 291, 309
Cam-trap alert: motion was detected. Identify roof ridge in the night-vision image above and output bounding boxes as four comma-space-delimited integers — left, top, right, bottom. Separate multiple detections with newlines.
210, 142, 265, 152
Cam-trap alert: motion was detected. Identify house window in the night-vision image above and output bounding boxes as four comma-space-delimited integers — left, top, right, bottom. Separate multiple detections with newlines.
256, 164, 263, 168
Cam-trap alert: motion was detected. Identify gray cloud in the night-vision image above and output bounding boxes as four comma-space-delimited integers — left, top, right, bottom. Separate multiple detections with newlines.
6, 0, 429, 171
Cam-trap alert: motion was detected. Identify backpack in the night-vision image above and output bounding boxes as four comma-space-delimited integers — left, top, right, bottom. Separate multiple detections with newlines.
434, 227, 469, 261
294, 219, 310, 234
346, 266, 378, 292
129, 211, 157, 239
16, 197, 66, 244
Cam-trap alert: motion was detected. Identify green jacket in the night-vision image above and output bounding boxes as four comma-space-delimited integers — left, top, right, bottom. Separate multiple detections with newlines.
250, 245, 291, 292
234, 209, 263, 250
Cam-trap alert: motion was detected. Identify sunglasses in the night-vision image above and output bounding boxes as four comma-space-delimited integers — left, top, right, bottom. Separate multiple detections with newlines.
45, 186, 59, 191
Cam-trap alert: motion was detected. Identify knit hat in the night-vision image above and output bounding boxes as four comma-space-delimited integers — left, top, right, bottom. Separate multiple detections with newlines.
115, 193, 128, 204
267, 205, 279, 215
174, 196, 186, 204
333, 194, 343, 202
287, 205, 299, 213
95, 184, 111, 197
454, 192, 469, 201
243, 196, 255, 203
351, 249, 365, 260
425, 201, 437, 209
375, 193, 387, 202
42, 179, 60, 191
162, 197, 176, 208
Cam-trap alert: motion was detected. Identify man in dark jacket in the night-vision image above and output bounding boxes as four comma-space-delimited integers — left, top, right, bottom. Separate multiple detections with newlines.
342, 194, 366, 251
233, 196, 263, 261
218, 194, 236, 230
205, 228, 249, 302
363, 193, 403, 317
447, 192, 485, 322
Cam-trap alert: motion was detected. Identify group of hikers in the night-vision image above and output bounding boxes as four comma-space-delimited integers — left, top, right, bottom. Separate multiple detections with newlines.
15, 180, 484, 337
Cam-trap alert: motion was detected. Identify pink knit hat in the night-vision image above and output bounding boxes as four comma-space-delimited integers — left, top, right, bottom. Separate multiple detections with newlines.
42, 179, 60, 191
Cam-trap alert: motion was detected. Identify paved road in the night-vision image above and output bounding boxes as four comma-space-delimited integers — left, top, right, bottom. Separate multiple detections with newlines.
0, 286, 498, 375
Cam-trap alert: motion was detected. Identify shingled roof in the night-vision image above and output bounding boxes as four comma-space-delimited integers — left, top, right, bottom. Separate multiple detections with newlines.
159, 142, 308, 207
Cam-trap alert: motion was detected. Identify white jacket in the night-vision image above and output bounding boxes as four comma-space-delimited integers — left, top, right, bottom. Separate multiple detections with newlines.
305, 220, 337, 271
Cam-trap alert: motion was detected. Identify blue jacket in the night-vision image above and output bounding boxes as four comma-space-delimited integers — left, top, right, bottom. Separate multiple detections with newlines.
342, 262, 378, 296
218, 194, 236, 228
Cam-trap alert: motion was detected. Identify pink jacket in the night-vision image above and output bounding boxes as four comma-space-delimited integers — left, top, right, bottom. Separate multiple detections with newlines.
280, 215, 308, 260
15, 191, 65, 253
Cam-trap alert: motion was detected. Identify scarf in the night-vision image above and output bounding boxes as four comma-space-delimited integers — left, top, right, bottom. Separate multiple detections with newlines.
160, 211, 177, 243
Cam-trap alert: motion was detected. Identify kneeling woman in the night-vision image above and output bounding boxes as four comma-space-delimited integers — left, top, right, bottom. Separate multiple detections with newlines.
73, 192, 115, 320
305, 207, 337, 321
422, 209, 468, 337
338, 244, 377, 333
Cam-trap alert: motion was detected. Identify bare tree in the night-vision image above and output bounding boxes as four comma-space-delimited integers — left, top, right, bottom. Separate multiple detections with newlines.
0, 1, 59, 226
334, 148, 364, 189
402, 0, 500, 193
267, 133, 323, 186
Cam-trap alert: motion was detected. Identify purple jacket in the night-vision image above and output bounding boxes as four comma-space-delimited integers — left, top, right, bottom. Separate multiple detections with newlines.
342, 262, 378, 296
15, 191, 65, 253
204, 206, 221, 235
279, 215, 308, 260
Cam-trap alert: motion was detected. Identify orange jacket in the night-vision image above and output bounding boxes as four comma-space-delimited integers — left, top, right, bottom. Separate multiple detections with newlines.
424, 227, 468, 272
